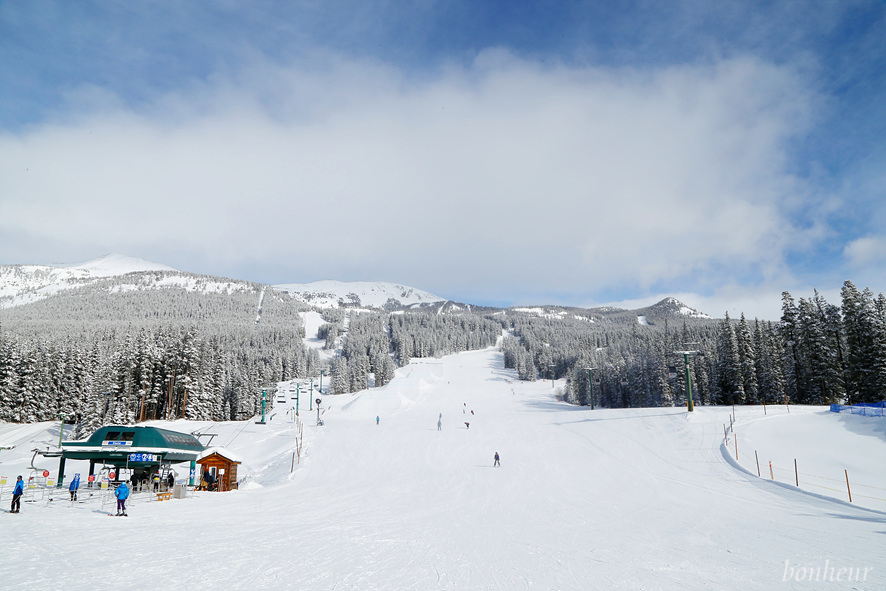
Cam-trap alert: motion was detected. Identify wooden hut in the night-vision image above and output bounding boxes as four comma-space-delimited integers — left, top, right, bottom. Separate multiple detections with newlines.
196, 447, 242, 491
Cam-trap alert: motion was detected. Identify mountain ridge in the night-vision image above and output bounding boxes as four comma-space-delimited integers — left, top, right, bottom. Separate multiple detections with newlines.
0, 254, 710, 318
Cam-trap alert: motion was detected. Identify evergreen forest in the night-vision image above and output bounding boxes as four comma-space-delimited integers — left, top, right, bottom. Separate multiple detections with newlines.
1, 277, 884, 439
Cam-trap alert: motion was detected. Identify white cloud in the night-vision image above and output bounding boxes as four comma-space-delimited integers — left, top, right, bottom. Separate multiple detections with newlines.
0, 52, 818, 307
844, 235, 886, 267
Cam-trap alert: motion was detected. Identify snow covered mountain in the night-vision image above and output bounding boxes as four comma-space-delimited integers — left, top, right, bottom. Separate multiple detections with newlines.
645, 296, 712, 319
1, 254, 712, 320
0, 254, 178, 308
634, 297, 712, 325
273, 280, 446, 309
0, 255, 445, 312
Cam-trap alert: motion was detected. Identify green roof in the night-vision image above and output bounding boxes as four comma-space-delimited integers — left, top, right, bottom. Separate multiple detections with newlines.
61, 425, 204, 465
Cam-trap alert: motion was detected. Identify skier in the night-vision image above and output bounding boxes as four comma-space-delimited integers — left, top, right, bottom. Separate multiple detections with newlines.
115, 481, 130, 516
494, 452, 500, 467
376, 416, 380, 425
437, 418, 442, 431
69, 473, 81, 501
464, 422, 470, 429
10, 475, 24, 513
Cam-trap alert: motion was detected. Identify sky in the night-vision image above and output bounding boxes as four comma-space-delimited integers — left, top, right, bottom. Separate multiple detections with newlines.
1, 1, 884, 320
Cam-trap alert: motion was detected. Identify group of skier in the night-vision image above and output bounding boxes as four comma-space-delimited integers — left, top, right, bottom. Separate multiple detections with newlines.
8, 473, 130, 516
431, 406, 501, 468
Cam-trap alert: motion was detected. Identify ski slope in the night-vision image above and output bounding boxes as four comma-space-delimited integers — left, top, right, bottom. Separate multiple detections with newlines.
0, 347, 883, 590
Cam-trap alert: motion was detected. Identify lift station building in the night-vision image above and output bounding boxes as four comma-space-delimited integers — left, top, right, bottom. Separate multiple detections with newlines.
56, 425, 204, 486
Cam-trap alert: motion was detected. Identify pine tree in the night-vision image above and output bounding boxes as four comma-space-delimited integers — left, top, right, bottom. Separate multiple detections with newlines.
331, 356, 350, 394
841, 281, 880, 403
779, 292, 802, 404
737, 314, 759, 404
719, 314, 745, 403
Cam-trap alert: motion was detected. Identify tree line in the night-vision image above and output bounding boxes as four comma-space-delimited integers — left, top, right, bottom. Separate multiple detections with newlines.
2, 278, 883, 438
0, 281, 318, 437
502, 281, 886, 408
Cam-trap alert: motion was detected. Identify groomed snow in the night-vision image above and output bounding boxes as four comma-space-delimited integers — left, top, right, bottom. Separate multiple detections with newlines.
0, 348, 882, 590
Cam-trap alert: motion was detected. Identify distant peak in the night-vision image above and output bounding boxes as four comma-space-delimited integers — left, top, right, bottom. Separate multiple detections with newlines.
273, 280, 444, 309
63, 254, 178, 276
649, 297, 711, 319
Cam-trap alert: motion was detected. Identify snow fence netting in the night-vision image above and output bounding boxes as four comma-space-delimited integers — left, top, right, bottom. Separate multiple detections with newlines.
829, 402, 886, 417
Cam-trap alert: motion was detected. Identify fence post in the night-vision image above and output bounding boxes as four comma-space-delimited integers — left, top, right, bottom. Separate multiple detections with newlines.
769, 460, 774, 480
723, 424, 728, 445
845, 469, 852, 503
794, 459, 798, 487
734, 433, 738, 461
755, 450, 760, 477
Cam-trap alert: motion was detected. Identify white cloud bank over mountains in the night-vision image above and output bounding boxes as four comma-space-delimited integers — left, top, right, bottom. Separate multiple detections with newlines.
0, 51, 832, 319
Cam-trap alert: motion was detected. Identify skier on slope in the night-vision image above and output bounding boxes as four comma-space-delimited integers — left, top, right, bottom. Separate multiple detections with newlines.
494, 452, 500, 467
10, 475, 24, 513
376, 416, 380, 425
69, 473, 81, 501
115, 481, 130, 516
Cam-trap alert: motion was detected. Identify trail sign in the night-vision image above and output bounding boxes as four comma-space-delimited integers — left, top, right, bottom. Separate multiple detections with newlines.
109, 470, 116, 480
42, 470, 49, 477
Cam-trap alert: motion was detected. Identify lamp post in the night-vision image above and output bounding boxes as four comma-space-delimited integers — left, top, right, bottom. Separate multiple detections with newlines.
309, 380, 313, 411
549, 364, 556, 388
584, 368, 596, 410
674, 347, 701, 412
316, 399, 323, 426
295, 384, 300, 416
319, 369, 324, 394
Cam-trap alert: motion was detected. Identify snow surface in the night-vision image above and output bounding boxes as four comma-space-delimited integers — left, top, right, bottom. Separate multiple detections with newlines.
0, 348, 883, 590
274, 280, 445, 309
299, 310, 336, 361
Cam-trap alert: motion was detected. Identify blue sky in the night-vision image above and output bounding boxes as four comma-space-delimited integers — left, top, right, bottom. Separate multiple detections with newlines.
1, 1, 884, 319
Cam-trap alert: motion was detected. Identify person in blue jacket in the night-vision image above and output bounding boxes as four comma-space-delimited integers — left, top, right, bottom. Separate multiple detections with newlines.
115, 481, 130, 516
69, 473, 81, 501
10, 475, 24, 513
